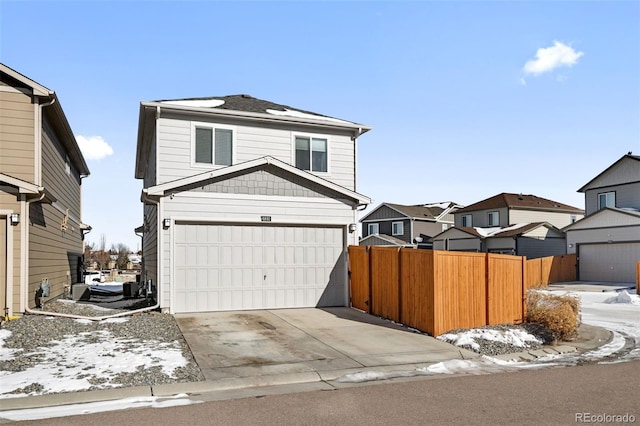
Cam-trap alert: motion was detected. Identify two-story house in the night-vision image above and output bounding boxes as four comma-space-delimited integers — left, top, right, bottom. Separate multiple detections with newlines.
1, 63, 90, 316
432, 193, 584, 259
359, 202, 462, 249
135, 95, 371, 313
563, 153, 640, 283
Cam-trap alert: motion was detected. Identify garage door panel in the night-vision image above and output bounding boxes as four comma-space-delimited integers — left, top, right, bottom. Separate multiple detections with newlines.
580, 243, 640, 283
173, 223, 345, 313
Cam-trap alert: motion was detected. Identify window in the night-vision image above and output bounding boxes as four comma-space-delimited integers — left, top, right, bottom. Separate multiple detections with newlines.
488, 211, 499, 226
392, 222, 404, 236
295, 136, 327, 172
597, 192, 615, 210
193, 124, 233, 166
367, 223, 379, 235
461, 214, 472, 227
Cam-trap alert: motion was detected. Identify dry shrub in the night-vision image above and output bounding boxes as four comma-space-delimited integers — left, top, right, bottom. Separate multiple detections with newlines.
526, 291, 580, 342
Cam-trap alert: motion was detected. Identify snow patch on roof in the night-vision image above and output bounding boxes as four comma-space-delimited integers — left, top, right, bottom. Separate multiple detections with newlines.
161, 99, 225, 108
474, 223, 532, 237
265, 108, 353, 124
423, 202, 451, 209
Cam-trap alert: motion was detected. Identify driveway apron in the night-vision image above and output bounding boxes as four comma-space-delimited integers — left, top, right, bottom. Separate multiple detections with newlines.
175, 307, 478, 381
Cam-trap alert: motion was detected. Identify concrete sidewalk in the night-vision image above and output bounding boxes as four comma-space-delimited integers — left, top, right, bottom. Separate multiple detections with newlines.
0, 307, 612, 412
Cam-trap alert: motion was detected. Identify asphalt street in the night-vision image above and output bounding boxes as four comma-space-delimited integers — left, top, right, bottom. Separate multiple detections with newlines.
20, 359, 640, 426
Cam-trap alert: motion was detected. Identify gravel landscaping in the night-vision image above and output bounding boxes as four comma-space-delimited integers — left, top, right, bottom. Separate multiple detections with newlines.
0, 299, 204, 397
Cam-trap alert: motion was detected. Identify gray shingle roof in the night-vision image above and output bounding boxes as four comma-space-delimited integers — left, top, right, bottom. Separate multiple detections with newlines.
456, 193, 583, 214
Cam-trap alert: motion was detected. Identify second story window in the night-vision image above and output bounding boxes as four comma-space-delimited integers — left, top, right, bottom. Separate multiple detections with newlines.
597, 191, 615, 210
461, 214, 472, 227
295, 136, 327, 172
488, 211, 499, 226
367, 223, 379, 235
392, 222, 404, 236
194, 124, 233, 166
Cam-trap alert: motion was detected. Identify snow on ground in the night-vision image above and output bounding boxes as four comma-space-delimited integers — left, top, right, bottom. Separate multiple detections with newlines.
0, 394, 200, 421
339, 288, 640, 383
1, 287, 638, 420
437, 328, 542, 351
0, 326, 187, 398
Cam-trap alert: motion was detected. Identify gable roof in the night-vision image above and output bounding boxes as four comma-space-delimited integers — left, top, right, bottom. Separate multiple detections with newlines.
136, 95, 371, 179
563, 207, 640, 231
0, 63, 90, 177
360, 201, 461, 222
455, 193, 583, 214
142, 156, 371, 205
577, 153, 640, 192
359, 234, 414, 247
432, 222, 561, 240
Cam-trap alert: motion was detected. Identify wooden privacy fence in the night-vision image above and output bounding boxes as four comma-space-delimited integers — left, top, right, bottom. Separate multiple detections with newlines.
524, 254, 577, 288
348, 246, 577, 336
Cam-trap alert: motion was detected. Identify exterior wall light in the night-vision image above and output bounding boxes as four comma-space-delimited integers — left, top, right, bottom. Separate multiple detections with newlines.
163, 219, 171, 228
10, 213, 20, 225
348, 223, 357, 233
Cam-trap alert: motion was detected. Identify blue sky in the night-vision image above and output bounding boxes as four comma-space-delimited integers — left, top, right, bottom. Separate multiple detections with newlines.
2, 1, 639, 251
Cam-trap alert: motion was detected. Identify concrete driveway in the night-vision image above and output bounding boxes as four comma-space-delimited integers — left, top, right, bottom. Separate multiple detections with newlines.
175, 307, 478, 381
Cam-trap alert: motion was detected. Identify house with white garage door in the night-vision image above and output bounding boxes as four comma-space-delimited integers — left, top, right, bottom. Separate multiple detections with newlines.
134, 95, 371, 313
564, 153, 640, 283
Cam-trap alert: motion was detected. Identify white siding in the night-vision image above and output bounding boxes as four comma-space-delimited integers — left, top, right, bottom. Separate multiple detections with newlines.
566, 226, 640, 254
155, 117, 355, 190
158, 192, 355, 310
508, 210, 582, 229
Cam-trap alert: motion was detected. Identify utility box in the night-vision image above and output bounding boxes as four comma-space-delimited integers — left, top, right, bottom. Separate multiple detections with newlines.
72, 284, 90, 301
123, 282, 138, 298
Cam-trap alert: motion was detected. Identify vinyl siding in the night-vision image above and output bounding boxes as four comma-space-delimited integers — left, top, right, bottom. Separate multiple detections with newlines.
566, 226, 640, 254
0, 90, 35, 183
582, 157, 640, 192
362, 205, 407, 221
485, 237, 516, 254
517, 237, 566, 259
509, 209, 582, 229
28, 117, 84, 307
414, 221, 449, 239
455, 207, 508, 228
142, 203, 158, 297
155, 116, 356, 191
159, 192, 355, 308
584, 182, 640, 216
0, 192, 22, 315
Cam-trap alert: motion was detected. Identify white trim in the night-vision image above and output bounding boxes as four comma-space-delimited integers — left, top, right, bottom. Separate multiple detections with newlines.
145, 156, 371, 204
392, 221, 404, 236
141, 101, 371, 134
0, 210, 14, 316
368, 223, 379, 235
168, 214, 353, 226
0, 173, 41, 194
190, 121, 236, 169
171, 191, 350, 204
0, 64, 52, 96
0, 85, 31, 95
19, 195, 27, 313
291, 131, 331, 176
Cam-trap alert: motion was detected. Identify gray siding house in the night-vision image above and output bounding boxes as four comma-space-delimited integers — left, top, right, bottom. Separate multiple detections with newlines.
0, 63, 90, 316
135, 95, 371, 313
564, 153, 640, 283
359, 202, 461, 249
432, 193, 582, 259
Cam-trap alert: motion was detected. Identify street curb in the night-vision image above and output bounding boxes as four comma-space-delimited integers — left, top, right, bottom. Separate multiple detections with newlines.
0, 385, 151, 411
152, 372, 321, 397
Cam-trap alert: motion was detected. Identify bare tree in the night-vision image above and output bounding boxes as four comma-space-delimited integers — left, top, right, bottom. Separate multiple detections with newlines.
115, 243, 130, 269
95, 234, 110, 271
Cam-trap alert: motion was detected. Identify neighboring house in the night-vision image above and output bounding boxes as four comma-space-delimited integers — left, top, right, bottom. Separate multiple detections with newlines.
135, 95, 371, 314
563, 153, 640, 283
432, 193, 583, 259
0, 63, 90, 316
359, 202, 462, 249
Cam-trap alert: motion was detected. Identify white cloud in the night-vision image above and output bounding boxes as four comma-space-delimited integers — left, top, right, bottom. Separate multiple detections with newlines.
76, 135, 114, 160
523, 41, 584, 76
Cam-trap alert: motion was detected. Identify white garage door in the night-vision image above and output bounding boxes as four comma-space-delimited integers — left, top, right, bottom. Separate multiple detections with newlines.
173, 223, 345, 313
579, 243, 640, 283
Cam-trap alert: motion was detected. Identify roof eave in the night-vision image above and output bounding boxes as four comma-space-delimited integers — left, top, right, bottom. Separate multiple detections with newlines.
141, 101, 372, 136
